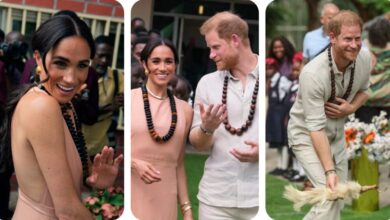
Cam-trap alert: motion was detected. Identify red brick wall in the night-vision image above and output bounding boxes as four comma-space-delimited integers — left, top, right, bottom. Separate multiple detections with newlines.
1, 0, 123, 18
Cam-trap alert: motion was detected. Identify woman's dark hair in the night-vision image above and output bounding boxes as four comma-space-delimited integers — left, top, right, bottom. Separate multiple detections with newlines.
0, 15, 95, 172
140, 38, 179, 65
368, 18, 390, 48
267, 36, 295, 64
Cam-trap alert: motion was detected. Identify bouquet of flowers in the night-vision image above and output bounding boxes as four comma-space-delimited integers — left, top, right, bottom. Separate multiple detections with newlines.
344, 111, 390, 164
84, 186, 124, 220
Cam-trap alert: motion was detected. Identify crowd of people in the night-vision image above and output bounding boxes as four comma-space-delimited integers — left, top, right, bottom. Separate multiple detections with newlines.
1, 2, 389, 220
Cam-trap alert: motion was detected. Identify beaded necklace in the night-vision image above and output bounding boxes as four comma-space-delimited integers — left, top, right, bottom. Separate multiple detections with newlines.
146, 85, 166, 100
222, 75, 259, 136
61, 103, 89, 186
39, 86, 89, 186
141, 84, 177, 142
327, 46, 355, 103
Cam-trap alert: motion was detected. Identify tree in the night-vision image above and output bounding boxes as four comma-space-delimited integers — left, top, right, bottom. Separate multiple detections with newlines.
304, 0, 321, 31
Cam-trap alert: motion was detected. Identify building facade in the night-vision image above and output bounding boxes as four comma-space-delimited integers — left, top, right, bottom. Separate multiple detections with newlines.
0, 0, 124, 69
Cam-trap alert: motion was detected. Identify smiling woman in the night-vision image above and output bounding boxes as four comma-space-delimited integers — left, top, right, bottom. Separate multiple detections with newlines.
131, 38, 194, 220
0, 15, 123, 220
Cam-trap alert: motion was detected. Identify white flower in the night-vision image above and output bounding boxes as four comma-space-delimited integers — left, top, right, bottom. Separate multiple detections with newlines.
344, 111, 390, 163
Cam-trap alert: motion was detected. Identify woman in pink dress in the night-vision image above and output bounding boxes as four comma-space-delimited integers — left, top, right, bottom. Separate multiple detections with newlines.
131, 38, 193, 220
0, 15, 123, 220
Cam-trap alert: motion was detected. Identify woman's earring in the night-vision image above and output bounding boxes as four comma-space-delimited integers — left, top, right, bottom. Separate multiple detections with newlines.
145, 70, 149, 76
36, 66, 42, 75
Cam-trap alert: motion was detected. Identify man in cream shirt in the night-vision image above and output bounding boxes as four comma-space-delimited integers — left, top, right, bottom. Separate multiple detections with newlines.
288, 11, 371, 220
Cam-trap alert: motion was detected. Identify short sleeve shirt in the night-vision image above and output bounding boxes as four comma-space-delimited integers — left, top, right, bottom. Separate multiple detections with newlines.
191, 61, 259, 208
303, 26, 330, 61
288, 48, 371, 163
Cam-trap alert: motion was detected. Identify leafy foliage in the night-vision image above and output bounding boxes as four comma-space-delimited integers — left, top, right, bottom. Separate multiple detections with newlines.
84, 186, 124, 220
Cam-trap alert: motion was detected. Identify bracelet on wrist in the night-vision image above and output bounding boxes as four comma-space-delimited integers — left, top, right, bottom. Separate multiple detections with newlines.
181, 204, 192, 213
200, 125, 214, 136
325, 169, 337, 176
181, 201, 190, 207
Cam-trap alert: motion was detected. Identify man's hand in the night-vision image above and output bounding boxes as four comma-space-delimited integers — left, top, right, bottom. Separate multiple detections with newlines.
229, 141, 258, 162
199, 103, 227, 132
325, 97, 355, 119
326, 172, 339, 192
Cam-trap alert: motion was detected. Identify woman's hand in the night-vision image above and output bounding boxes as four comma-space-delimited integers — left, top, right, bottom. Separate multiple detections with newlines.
132, 158, 161, 184
87, 146, 123, 189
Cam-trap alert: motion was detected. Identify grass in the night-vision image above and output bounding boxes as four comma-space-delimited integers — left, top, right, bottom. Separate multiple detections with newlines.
266, 175, 390, 220
178, 153, 208, 220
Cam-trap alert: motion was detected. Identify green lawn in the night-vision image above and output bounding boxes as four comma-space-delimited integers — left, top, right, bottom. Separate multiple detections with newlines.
266, 175, 390, 220
178, 153, 208, 220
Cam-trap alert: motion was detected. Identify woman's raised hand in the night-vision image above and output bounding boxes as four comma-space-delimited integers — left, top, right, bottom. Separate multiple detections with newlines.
87, 146, 123, 189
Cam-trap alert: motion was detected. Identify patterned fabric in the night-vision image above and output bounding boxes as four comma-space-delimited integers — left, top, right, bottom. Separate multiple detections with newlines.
365, 45, 390, 107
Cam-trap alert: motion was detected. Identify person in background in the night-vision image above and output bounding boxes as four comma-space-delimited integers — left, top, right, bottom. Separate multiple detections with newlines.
131, 17, 145, 32
189, 11, 259, 219
169, 74, 193, 104
148, 28, 161, 40
3, 31, 28, 91
131, 35, 149, 66
0, 15, 123, 220
131, 38, 193, 220
288, 11, 371, 220
266, 57, 292, 177
131, 26, 148, 47
131, 62, 146, 89
267, 36, 296, 78
355, 18, 390, 123
83, 35, 124, 158
283, 52, 306, 182
353, 18, 390, 179
302, 2, 339, 63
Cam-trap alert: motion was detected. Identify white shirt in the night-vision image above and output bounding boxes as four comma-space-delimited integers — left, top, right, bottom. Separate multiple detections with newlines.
191, 61, 259, 208
270, 72, 292, 101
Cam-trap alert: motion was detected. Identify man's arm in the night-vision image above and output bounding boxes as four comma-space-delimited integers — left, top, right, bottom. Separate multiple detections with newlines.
189, 126, 214, 151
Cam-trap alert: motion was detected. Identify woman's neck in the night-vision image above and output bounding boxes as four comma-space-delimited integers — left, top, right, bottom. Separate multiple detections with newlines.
145, 81, 168, 100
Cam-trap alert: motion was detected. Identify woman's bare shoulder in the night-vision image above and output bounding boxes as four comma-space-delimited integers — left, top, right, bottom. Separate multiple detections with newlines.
16, 88, 62, 120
